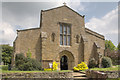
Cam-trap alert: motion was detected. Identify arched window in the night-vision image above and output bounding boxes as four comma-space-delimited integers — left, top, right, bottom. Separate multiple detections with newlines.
76, 35, 79, 43
51, 33, 55, 42
60, 23, 71, 46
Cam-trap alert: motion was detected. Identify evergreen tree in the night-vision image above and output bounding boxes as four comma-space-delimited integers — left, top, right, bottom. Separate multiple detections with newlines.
105, 40, 116, 51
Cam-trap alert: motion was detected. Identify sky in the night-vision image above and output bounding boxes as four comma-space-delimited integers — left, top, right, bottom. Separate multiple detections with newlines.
0, 0, 119, 47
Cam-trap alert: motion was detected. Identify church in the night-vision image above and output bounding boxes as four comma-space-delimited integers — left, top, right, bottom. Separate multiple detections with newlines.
12, 4, 105, 70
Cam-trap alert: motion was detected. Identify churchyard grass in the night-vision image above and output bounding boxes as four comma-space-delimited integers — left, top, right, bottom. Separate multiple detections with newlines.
90, 65, 119, 71
106, 78, 120, 80
2, 70, 72, 73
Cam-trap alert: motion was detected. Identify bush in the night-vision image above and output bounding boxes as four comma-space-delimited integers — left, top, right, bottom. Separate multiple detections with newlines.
22, 58, 42, 71
44, 61, 58, 71
15, 53, 42, 71
52, 61, 58, 70
11, 67, 19, 71
88, 58, 98, 68
0, 65, 8, 70
101, 57, 112, 68
44, 68, 52, 71
105, 51, 119, 65
73, 62, 88, 71
73, 67, 79, 71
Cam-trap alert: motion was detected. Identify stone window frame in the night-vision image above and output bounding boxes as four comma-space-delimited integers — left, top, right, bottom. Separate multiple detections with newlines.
59, 22, 71, 46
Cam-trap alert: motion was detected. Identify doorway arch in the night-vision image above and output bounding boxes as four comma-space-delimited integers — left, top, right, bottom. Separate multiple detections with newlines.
60, 55, 68, 70
59, 50, 75, 70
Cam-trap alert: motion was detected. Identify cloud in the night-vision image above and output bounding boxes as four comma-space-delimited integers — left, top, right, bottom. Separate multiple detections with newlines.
85, 7, 118, 46
1, 2, 118, 47
0, 22, 17, 45
1, 2, 66, 46
67, 0, 85, 11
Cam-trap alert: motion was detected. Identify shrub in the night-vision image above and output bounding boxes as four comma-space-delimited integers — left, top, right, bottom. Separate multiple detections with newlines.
26, 49, 32, 58
44, 68, 52, 71
73, 62, 88, 71
88, 58, 97, 68
15, 53, 25, 61
44, 61, 58, 71
73, 67, 79, 71
11, 67, 18, 71
15, 53, 42, 71
101, 57, 112, 68
1, 65, 8, 70
53, 61, 58, 70
22, 58, 42, 71
105, 51, 119, 65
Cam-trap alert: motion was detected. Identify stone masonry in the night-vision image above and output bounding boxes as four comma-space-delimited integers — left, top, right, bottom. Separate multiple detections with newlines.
12, 5, 105, 70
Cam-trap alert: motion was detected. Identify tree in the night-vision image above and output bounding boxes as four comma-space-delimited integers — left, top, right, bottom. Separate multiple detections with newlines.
0, 44, 13, 65
105, 40, 116, 51
117, 42, 120, 51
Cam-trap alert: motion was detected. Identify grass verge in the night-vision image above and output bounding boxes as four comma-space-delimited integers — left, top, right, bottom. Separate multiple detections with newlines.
2, 70, 72, 73
90, 65, 119, 71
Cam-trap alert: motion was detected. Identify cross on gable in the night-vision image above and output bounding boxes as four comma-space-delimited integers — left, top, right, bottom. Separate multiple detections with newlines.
63, 2, 66, 5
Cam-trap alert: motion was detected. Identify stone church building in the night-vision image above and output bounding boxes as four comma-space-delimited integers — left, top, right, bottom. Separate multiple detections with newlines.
12, 4, 105, 70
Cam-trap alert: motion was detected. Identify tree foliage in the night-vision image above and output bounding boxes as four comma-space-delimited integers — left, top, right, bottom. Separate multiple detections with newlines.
117, 42, 120, 51
101, 57, 112, 68
105, 40, 116, 51
14, 53, 42, 71
0, 44, 13, 65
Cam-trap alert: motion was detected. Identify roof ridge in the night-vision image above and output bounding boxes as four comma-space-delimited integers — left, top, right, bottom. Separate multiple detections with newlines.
85, 28, 105, 40
42, 5, 65, 12
17, 27, 40, 32
42, 5, 84, 18
85, 28, 104, 37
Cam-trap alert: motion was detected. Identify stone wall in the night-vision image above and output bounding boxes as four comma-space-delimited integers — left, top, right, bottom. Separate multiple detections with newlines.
84, 28, 105, 64
12, 5, 105, 70
40, 5, 105, 69
2, 72, 73, 79
86, 70, 119, 78
12, 28, 42, 66
41, 5, 85, 69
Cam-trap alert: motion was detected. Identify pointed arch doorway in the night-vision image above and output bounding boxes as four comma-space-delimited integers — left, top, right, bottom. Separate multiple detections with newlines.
60, 55, 68, 70
59, 50, 75, 70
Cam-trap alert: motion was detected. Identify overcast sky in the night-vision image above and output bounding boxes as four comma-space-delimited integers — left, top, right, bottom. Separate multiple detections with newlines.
0, 0, 119, 47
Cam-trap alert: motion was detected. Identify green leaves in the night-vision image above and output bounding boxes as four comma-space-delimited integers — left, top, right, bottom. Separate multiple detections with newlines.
105, 40, 116, 51
101, 57, 112, 68
0, 44, 13, 65
117, 42, 120, 51
26, 49, 32, 58
15, 53, 42, 71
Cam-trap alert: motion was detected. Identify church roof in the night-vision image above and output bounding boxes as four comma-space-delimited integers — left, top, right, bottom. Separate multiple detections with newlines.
85, 28, 105, 40
42, 5, 85, 18
17, 27, 40, 32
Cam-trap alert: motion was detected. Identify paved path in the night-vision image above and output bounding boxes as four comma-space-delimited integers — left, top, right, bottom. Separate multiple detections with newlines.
73, 71, 88, 80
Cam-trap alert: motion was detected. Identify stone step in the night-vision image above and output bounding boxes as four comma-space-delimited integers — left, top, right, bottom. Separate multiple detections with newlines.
73, 72, 86, 76
79, 71, 86, 74
73, 71, 87, 80
74, 75, 87, 77
74, 77, 88, 80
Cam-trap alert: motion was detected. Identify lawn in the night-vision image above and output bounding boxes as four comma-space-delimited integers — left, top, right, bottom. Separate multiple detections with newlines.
90, 65, 119, 71
0, 65, 72, 73
2, 70, 72, 73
